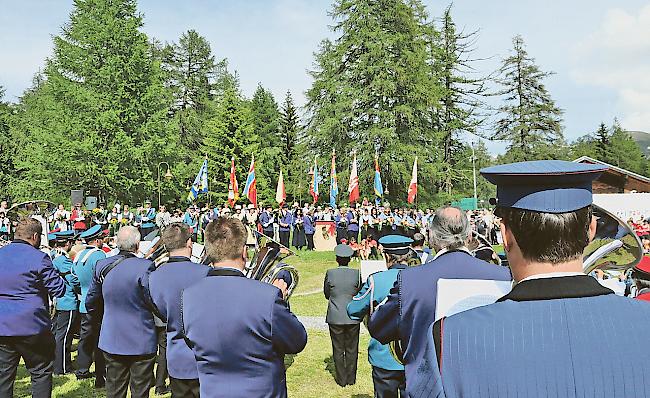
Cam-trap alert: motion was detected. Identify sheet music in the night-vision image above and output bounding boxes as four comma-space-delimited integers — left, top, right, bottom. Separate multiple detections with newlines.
436, 279, 512, 321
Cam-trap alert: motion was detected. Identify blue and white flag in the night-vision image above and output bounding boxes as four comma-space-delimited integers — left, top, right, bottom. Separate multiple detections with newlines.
187, 158, 208, 202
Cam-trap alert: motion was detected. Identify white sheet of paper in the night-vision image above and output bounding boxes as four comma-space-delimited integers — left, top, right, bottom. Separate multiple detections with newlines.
191, 243, 204, 263
360, 260, 387, 282
137, 239, 156, 257
436, 279, 513, 321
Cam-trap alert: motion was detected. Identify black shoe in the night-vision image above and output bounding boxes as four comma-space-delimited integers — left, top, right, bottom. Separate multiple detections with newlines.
75, 372, 94, 380
155, 386, 171, 395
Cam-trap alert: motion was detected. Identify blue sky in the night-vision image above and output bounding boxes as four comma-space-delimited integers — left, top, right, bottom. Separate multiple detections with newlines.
2, 0, 649, 153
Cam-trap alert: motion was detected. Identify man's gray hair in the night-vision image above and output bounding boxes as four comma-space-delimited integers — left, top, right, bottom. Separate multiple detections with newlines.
116, 226, 140, 252
429, 206, 470, 251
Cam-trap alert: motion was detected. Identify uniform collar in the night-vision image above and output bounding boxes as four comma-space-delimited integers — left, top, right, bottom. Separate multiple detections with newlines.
497, 275, 613, 302
433, 247, 471, 260
207, 266, 245, 277
389, 263, 408, 270
167, 255, 191, 263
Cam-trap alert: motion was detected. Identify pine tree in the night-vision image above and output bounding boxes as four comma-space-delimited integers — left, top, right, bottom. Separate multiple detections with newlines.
493, 35, 563, 161
202, 85, 254, 204
249, 84, 282, 204
161, 30, 218, 150
279, 91, 302, 203
306, 0, 440, 204
12, 0, 175, 203
608, 120, 646, 175
594, 122, 609, 161
0, 87, 15, 197
432, 5, 491, 195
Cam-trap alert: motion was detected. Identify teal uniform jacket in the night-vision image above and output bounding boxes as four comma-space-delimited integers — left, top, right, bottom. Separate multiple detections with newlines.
52, 252, 80, 311
347, 264, 406, 371
142, 208, 157, 229
72, 247, 106, 314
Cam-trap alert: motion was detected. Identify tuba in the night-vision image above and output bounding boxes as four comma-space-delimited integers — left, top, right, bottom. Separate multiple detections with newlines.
246, 230, 300, 299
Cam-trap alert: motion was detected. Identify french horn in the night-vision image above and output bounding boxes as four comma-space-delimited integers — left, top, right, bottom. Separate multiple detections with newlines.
246, 230, 300, 299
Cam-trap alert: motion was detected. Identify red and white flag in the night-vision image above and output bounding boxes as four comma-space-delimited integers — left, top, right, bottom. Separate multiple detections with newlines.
276, 169, 286, 205
227, 156, 239, 207
407, 156, 418, 204
348, 153, 360, 204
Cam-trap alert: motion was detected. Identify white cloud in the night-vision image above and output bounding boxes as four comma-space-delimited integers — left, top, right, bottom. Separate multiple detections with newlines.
571, 3, 650, 132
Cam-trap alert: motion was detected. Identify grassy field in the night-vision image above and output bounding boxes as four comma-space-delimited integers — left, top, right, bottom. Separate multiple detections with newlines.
14, 248, 503, 397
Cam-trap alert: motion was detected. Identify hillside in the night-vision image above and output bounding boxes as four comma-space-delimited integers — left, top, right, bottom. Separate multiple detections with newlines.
629, 130, 650, 156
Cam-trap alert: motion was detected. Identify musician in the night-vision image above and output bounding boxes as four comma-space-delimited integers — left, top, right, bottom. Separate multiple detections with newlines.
182, 217, 307, 397
140, 200, 157, 238
183, 206, 199, 242
300, 209, 314, 251
71, 202, 87, 232
278, 206, 292, 247
411, 233, 431, 264
145, 223, 210, 397
0, 218, 65, 398
324, 244, 362, 387
632, 256, 650, 301
86, 226, 156, 398
334, 208, 348, 244
347, 235, 412, 398
73, 224, 108, 386
50, 231, 80, 375
346, 207, 360, 242
368, 206, 511, 394
260, 205, 275, 238
292, 208, 306, 249
410, 160, 650, 398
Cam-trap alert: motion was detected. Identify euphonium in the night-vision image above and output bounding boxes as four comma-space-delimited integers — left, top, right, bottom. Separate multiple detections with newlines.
245, 230, 300, 299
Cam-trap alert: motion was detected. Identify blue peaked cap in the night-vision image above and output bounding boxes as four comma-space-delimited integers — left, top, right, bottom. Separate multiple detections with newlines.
79, 225, 105, 241
379, 234, 414, 255
480, 160, 607, 213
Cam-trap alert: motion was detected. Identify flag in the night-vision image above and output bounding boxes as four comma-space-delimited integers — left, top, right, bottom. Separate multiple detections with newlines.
329, 151, 338, 208
348, 152, 360, 204
187, 158, 208, 202
408, 156, 418, 204
373, 156, 384, 198
227, 156, 239, 207
243, 155, 257, 207
309, 156, 319, 203
276, 169, 286, 205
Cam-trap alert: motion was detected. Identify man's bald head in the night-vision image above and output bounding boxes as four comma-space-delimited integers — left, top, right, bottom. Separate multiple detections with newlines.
116, 226, 140, 253
429, 206, 470, 251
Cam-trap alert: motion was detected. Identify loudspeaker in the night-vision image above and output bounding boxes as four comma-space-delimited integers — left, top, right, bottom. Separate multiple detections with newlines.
71, 190, 83, 207
85, 196, 97, 211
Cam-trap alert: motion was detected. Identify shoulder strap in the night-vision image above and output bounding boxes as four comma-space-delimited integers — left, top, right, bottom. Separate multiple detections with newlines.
99, 255, 128, 283
74, 247, 101, 266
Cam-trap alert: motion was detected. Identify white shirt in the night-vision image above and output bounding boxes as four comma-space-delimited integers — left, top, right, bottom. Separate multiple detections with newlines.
518, 272, 585, 283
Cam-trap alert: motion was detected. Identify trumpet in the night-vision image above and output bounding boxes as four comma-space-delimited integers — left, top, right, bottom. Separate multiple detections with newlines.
245, 230, 300, 299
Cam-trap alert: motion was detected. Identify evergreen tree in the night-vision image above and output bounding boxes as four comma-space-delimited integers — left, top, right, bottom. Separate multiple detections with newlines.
279, 91, 302, 203
493, 35, 563, 161
161, 30, 218, 150
306, 0, 440, 204
0, 87, 15, 198
12, 0, 174, 203
432, 5, 491, 195
202, 85, 254, 204
249, 84, 282, 204
608, 121, 646, 175
594, 122, 609, 161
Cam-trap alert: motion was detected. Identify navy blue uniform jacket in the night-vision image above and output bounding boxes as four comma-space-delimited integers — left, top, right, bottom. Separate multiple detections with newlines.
0, 240, 65, 336
411, 275, 650, 398
368, 250, 511, 392
145, 256, 209, 379
86, 253, 157, 355
182, 267, 307, 398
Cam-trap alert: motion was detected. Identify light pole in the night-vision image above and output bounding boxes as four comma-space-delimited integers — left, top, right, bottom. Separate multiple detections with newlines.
157, 162, 173, 206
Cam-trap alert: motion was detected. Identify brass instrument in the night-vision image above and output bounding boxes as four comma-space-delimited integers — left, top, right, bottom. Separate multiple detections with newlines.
246, 230, 299, 299
468, 231, 502, 266
583, 204, 643, 274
